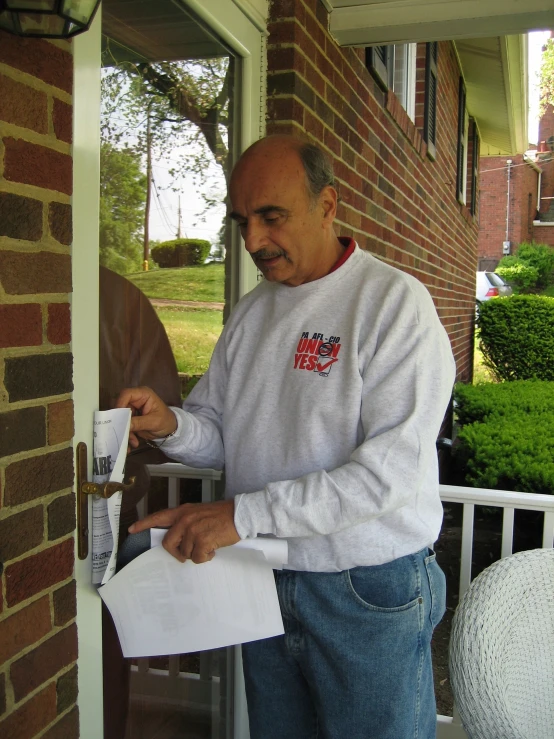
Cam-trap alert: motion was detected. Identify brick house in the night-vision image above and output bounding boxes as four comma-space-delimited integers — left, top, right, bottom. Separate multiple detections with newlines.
478, 103, 554, 270
0, 1, 547, 737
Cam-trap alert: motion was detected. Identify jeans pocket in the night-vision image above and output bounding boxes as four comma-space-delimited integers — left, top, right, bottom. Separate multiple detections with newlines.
345, 555, 422, 613
424, 551, 446, 628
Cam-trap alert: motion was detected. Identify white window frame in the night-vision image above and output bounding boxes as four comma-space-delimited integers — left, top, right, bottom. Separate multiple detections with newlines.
366, 42, 417, 122
391, 42, 417, 121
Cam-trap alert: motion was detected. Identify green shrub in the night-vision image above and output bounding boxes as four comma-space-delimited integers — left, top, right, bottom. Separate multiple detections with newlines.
477, 295, 554, 381
515, 242, 554, 288
496, 258, 539, 291
151, 238, 211, 268
453, 380, 554, 495
455, 414, 554, 495
454, 380, 554, 425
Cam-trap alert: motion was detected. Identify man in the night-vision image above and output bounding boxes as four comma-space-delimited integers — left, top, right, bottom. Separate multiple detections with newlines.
117, 135, 456, 738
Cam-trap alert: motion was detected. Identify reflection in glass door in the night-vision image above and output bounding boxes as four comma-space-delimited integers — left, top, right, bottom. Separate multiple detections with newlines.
98, 1, 240, 737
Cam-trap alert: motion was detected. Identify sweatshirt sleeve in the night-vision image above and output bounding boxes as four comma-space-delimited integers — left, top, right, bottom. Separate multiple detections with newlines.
156, 331, 228, 471
233, 283, 456, 539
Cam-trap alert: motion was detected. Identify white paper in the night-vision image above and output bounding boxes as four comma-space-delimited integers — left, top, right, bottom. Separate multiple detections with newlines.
92, 409, 131, 585
149, 528, 288, 569
99, 544, 285, 658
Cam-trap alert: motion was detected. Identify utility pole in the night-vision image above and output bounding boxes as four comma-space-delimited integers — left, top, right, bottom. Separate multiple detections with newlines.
143, 105, 152, 271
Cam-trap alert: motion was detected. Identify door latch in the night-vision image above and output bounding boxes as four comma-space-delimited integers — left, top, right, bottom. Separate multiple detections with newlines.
76, 441, 136, 560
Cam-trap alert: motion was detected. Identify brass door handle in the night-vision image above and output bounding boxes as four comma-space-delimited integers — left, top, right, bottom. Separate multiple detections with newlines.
76, 441, 136, 560
81, 478, 137, 499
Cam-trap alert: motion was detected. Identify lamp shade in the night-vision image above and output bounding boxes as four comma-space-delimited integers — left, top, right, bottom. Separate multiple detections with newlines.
0, 0, 101, 38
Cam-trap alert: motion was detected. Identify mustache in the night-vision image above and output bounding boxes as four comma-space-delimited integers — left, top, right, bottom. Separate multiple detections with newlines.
252, 248, 287, 260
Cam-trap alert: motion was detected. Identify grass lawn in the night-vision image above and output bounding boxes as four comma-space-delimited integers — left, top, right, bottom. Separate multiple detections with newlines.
126, 263, 224, 303
155, 306, 223, 375
473, 332, 497, 384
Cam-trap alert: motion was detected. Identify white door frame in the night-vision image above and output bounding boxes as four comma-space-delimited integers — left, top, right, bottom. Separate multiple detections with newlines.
72, 2, 266, 736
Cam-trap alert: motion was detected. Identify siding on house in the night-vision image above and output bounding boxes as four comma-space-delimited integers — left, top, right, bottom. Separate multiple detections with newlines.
266, 0, 478, 381
0, 30, 78, 739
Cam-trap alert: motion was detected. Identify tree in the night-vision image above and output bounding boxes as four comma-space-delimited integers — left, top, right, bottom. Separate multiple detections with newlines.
539, 38, 554, 115
100, 53, 230, 267
99, 143, 146, 274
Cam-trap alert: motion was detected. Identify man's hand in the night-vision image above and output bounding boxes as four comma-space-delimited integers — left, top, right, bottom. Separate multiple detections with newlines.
129, 499, 240, 564
116, 386, 177, 448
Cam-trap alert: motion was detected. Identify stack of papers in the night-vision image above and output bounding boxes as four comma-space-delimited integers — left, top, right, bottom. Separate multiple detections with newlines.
99, 536, 287, 657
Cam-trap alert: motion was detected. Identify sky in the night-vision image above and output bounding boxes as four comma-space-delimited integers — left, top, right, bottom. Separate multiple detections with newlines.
147, 30, 552, 243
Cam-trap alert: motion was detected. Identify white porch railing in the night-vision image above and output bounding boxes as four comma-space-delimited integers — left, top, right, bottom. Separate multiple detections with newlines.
436, 483, 554, 739
132, 464, 228, 739
133, 467, 554, 739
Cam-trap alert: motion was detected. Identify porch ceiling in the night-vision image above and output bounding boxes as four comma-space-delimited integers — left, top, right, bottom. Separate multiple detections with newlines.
325, 1, 539, 155
327, 0, 554, 46
456, 35, 528, 155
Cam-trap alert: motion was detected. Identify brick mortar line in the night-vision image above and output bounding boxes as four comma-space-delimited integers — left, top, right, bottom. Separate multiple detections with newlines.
0, 434, 73, 465
0, 575, 75, 625
0, 63, 73, 104
0, 345, 72, 359
0, 295, 72, 307
1, 647, 77, 721
0, 614, 76, 665
0, 487, 74, 522
0, 179, 71, 205
268, 85, 471, 246
351, 243, 476, 292
0, 392, 73, 416
0, 121, 71, 155
37, 700, 78, 738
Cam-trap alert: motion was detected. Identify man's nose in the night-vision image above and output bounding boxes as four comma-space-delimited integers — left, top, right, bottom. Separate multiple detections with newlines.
243, 222, 268, 253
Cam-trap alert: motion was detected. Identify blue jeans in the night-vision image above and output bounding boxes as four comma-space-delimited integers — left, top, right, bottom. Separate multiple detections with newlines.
242, 548, 445, 739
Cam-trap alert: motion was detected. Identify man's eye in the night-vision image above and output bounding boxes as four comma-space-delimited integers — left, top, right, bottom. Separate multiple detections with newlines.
264, 216, 279, 224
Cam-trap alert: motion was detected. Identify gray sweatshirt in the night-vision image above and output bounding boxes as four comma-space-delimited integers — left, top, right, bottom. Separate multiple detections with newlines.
162, 245, 456, 572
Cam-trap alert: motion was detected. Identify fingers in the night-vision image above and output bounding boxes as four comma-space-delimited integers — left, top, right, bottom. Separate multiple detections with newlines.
128, 506, 181, 534
156, 501, 239, 564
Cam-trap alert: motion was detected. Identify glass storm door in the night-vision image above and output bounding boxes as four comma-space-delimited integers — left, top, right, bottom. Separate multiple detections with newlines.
73, 1, 263, 737
100, 2, 237, 737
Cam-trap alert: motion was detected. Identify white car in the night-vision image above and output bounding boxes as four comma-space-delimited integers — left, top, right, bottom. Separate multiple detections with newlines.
476, 272, 513, 302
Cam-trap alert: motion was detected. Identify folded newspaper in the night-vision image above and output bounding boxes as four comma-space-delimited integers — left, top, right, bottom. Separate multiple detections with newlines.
92, 408, 131, 585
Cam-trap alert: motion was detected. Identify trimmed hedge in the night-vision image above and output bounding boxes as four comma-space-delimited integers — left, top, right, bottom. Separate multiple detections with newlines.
454, 381, 554, 495
478, 295, 554, 381
495, 258, 539, 291
151, 238, 211, 268
516, 242, 554, 288
454, 380, 554, 425
455, 415, 554, 495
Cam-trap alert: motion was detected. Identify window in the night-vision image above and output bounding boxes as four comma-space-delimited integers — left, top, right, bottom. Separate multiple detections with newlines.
456, 77, 468, 204
424, 42, 438, 159
366, 43, 417, 121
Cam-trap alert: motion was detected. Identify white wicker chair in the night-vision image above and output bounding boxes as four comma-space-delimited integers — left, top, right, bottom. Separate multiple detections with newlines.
449, 548, 554, 739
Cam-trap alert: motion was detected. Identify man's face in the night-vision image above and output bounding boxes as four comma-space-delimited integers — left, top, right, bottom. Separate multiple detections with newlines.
229, 145, 333, 287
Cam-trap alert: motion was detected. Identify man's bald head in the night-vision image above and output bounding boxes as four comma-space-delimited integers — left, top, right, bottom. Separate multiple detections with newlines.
232, 135, 336, 205
228, 134, 342, 286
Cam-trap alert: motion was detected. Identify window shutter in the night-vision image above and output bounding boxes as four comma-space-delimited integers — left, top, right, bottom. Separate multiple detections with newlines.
424, 42, 438, 160
456, 77, 467, 203
470, 120, 479, 216
366, 45, 391, 91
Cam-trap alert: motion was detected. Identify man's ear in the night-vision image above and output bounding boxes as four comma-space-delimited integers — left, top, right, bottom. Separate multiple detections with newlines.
319, 186, 337, 225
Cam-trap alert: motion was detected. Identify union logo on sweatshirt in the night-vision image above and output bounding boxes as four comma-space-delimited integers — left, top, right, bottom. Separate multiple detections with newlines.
293, 331, 341, 377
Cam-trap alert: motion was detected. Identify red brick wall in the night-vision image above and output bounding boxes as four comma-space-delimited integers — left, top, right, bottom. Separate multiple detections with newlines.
533, 224, 554, 244
477, 154, 540, 265
266, 0, 478, 381
0, 31, 78, 739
